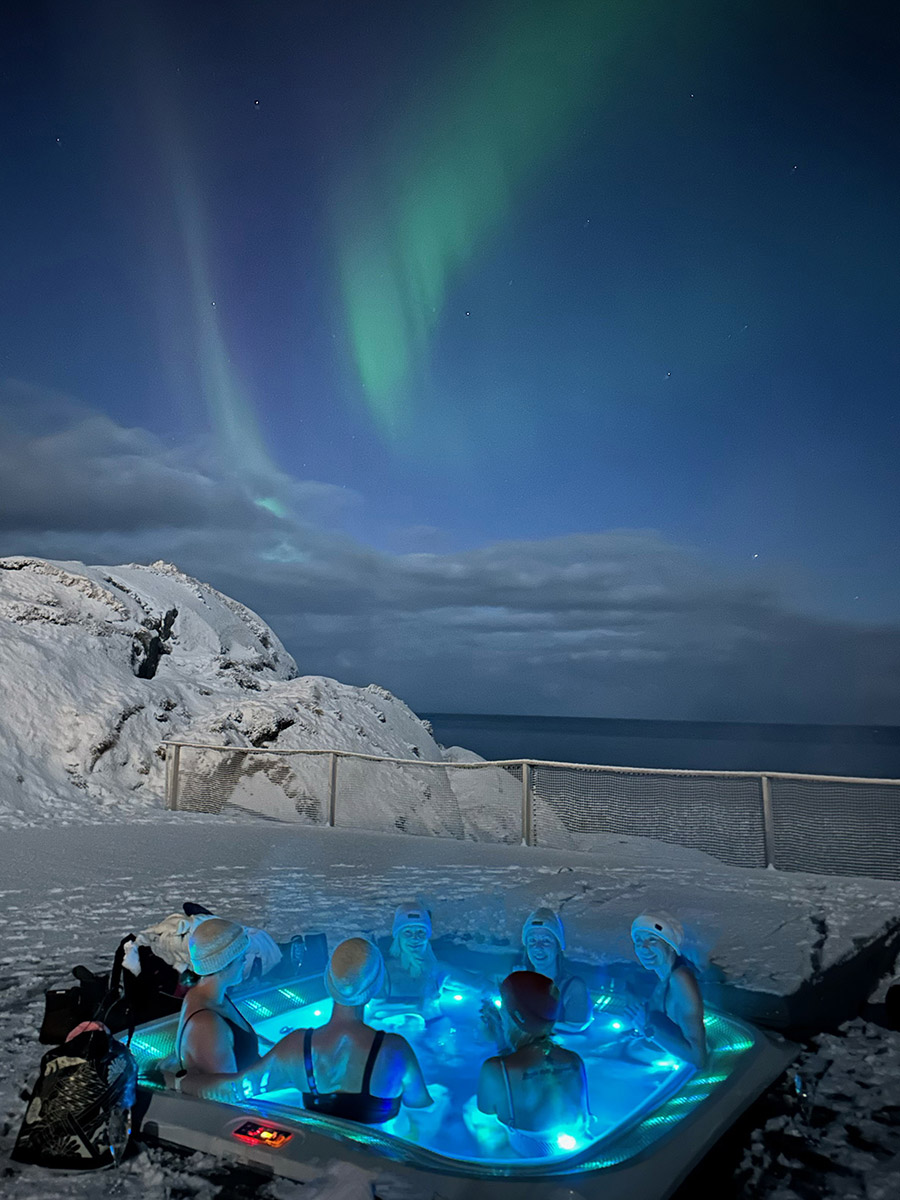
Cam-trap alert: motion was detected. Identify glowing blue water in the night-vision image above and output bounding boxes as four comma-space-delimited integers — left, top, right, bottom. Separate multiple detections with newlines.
237, 983, 692, 1163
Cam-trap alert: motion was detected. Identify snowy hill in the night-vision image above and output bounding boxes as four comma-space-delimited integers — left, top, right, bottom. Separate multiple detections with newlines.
0, 557, 519, 831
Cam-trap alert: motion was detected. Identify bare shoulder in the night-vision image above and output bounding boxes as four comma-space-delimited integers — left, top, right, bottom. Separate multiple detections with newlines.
382, 1031, 417, 1061
274, 1028, 307, 1056
671, 966, 703, 1005
566, 974, 590, 994
553, 1044, 585, 1069
183, 1008, 227, 1036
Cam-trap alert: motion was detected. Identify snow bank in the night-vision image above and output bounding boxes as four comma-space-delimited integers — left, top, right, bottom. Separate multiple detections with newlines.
0, 558, 449, 826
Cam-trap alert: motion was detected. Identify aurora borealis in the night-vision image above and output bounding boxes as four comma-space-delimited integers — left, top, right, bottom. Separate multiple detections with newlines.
1, 0, 898, 722
333, 0, 634, 432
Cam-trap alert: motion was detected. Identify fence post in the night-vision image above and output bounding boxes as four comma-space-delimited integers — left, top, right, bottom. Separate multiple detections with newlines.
760, 774, 776, 868
521, 762, 534, 846
165, 743, 181, 811
328, 753, 338, 827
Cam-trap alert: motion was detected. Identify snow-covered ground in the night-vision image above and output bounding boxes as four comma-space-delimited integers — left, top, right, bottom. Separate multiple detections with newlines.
1, 557, 898, 1198
0, 818, 898, 1200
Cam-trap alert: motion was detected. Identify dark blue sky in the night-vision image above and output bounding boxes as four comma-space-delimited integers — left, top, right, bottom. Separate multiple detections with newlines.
1, 1, 898, 722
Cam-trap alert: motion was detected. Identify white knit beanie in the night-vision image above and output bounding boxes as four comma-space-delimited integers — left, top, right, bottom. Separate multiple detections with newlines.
630, 912, 685, 954
522, 907, 566, 951
391, 902, 433, 939
188, 918, 250, 976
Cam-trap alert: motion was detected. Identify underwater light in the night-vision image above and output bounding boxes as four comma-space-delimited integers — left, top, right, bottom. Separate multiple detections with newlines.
611, 1020, 623, 1030
453, 994, 464, 1002
653, 1058, 680, 1070
232, 1120, 293, 1150
313, 1010, 322, 1017
556, 1132, 578, 1151
493, 998, 502, 1008
280, 989, 307, 1005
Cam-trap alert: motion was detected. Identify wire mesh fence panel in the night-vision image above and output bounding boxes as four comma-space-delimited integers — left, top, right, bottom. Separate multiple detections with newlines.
165, 743, 900, 878
333, 756, 522, 841
445, 761, 522, 843
770, 777, 900, 879
175, 747, 332, 824
529, 765, 768, 868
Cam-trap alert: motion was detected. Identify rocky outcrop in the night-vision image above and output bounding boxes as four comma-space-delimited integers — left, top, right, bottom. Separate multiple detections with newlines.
0, 558, 445, 823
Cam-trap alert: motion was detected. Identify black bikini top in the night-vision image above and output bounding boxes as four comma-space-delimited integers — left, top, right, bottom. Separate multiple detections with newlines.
301, 1028, 401, 1124
178, 999, 259, 1072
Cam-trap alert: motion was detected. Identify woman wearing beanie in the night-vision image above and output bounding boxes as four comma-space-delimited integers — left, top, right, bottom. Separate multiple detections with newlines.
476, 971, 590, 1157
625, 912, 706, 1070
520, 908, 592, 1032
384, 903, 448, 1020
176, 919, 259, 1075
181, 938, 436, 1126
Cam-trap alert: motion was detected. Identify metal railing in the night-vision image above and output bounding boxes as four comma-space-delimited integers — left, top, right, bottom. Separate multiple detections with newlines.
161, 741, 900, 880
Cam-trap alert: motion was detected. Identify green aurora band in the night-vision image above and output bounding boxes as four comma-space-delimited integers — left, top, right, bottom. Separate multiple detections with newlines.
333, 0, 631, 435
168, 147, 288, 517
127, 0, 291, 520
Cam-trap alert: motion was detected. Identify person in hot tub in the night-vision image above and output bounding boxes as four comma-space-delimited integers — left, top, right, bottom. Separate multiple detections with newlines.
625, 912, 707, 1070
476, 970, 590, 1157
178, 938, 438, 1125
520, 908, 592, 1031
383, 902, 449, 1019
176, 919, 260, 1076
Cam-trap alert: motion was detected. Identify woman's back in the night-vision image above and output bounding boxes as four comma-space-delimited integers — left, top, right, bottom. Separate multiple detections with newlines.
301, 1022, 406, 1099
491, 1042, 587, 1132
179, 938, 434, 1127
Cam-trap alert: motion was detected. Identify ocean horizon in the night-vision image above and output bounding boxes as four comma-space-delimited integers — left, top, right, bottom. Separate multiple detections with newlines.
422, 713, 900, 779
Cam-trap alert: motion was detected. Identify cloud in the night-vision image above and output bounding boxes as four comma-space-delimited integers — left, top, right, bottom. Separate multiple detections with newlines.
2, 384, 898, 724
0, 380, 358, 535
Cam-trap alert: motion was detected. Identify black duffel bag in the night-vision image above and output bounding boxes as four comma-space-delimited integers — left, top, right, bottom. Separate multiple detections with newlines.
39, 935, 183, 1045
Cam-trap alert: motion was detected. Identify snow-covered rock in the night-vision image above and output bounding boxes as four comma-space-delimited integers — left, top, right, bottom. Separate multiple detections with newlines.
0, 557, 453, 828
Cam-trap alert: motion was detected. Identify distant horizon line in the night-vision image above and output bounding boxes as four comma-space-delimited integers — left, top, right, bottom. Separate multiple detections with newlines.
420, 711, 900, 740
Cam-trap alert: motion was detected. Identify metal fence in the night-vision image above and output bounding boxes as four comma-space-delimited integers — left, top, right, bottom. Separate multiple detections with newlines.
162, 741, 900, 880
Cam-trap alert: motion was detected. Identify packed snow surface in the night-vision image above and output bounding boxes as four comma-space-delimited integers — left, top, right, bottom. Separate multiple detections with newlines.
1, 821, 899, 1200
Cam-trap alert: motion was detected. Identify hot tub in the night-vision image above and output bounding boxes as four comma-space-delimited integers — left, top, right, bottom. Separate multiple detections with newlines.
131, 963, 796, 1199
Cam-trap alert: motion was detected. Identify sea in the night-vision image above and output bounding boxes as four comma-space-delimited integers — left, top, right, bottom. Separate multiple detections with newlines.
421, 713, 900, 780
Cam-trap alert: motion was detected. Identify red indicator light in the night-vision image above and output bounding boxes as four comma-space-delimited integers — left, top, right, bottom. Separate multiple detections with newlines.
231, 1120, 293, 1149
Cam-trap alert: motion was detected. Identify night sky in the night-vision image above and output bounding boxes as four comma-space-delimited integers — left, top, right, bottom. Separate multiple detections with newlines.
2, 0, 898, 723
